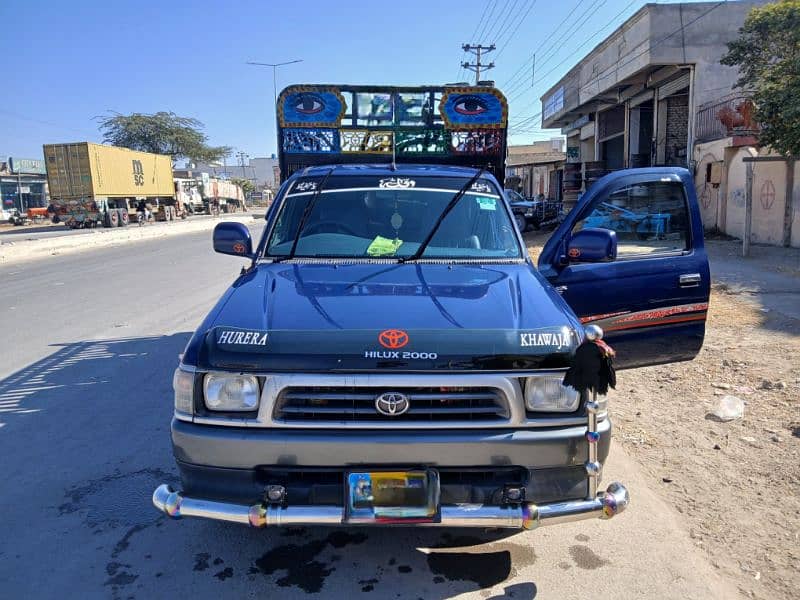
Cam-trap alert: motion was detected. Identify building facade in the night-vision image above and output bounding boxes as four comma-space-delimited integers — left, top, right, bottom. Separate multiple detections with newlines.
506, 139, 566, 199
0, 157, 49, 218
189, 156, 279, 192
540, 1, 766, 191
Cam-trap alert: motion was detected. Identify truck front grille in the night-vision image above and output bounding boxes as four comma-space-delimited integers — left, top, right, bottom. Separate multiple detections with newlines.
273, 386, 509, 424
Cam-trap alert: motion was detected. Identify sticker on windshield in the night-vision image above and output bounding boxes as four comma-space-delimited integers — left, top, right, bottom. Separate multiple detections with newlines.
294, 181, 317, 192
476, 196, 497, 211
366, 236, 403, 256
379, 177, 416, 189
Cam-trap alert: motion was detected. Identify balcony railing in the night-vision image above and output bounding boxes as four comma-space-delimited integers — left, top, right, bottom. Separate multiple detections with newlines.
695, 92, 757, 143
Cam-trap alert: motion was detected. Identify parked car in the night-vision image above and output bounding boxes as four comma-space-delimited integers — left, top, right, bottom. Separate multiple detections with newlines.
505, 189, 533, 231
505, 189, 563, 231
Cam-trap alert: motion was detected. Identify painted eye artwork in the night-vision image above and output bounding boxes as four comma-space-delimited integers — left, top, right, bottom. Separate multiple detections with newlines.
280, 89, 346, 126
453, 95, 488, 115
294, 93, 324, 114
440, 90, 507, 128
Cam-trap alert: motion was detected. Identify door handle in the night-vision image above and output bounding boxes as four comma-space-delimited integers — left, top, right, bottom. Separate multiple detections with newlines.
679, 273, 701, 288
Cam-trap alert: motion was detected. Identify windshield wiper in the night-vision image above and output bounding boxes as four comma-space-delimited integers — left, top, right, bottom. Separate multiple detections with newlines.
399, 167, 486, 263
274, 167, 335, 263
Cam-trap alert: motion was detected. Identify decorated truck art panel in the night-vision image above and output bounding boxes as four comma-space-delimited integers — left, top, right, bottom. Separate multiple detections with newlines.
276, 84, 508, 182
152, 84, 709, 535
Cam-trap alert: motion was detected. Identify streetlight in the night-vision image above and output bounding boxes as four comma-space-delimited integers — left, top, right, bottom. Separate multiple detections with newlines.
246, 59, 303, 157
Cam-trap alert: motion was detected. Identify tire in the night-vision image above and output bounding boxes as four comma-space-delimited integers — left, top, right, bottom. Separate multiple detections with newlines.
531, 219, 541, 231
514, 214, 526, 232
119, 209, 129, 227
107, 209, 120, 228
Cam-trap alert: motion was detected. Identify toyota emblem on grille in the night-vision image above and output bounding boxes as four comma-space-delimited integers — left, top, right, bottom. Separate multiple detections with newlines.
378, 329, 409, 349
375, 392, 410, 416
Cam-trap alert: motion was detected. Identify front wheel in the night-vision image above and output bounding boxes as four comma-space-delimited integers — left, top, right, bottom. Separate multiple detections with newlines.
514, 214, 526, 232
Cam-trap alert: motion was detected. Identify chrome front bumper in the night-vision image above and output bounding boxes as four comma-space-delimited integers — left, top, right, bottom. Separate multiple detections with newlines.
154, 396, 629, 529
152, 481, 629, 529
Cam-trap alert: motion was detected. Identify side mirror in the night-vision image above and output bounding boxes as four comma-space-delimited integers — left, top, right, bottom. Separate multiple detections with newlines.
213, 222, 253, 258
567, 228, 617, 263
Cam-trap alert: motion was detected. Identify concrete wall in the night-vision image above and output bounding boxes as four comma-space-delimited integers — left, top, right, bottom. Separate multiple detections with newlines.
696, 142, 798, 247
723, 146, 757, 240
693, 138, 729, 229
749, 153, 789, 245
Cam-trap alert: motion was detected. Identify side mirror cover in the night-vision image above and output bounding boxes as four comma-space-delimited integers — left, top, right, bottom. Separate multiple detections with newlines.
567, 227, 617, 263
213, 222, 253, 258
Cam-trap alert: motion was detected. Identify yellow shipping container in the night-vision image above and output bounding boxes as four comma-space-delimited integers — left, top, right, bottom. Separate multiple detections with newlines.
44, 142, 174, 199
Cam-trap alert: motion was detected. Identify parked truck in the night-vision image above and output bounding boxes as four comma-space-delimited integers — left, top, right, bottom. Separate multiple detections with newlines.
153, 84, 709, 535
43, 143, 179, 228
202, 176, 246, 214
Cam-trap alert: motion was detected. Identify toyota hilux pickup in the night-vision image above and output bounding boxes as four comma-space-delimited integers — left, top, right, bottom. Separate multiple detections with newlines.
153, 85, 709, 532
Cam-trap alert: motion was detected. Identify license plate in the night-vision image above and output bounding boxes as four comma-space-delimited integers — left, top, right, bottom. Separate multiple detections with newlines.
346, 470, 440, 523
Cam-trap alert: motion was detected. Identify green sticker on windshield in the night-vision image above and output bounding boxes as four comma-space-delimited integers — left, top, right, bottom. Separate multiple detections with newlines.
366, 236, 403, 257
476, 196, 497, 211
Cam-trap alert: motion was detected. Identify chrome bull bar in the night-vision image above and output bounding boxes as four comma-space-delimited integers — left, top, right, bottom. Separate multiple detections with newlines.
152, 481, 628, 529
152, 385, 629, 529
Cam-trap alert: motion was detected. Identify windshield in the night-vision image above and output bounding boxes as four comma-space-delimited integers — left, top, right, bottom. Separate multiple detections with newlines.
505, 189, 525, 203
266, 175, 521, 260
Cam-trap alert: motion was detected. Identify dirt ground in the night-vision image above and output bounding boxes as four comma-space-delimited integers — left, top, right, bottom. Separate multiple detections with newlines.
525, 230, 800, 600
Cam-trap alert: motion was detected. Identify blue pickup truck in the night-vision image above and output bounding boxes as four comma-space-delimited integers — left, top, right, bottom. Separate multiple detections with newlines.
153, 85, 709, 532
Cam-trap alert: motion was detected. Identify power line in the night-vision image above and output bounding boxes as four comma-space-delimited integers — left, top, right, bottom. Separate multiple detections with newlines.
508, 0, 642, 124
578, 0, 726, 96
494, 1, 539, 61
483, 0, 515, 46
476, 1, 499, 46
505, 0, 606, 99
457, 1, 494, 80
501, 0, 587, 89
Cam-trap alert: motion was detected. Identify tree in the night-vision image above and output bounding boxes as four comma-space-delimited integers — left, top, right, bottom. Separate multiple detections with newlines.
231, 177, 255, 196
721, 0, 800, 156
97, 111, 232, 163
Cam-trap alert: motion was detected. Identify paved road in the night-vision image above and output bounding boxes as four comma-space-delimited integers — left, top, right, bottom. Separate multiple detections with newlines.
0, 214, 226, 242
0, 226, 739, 599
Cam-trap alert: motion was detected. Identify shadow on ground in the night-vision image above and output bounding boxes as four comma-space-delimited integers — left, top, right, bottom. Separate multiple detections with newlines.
0, 334, 542, 599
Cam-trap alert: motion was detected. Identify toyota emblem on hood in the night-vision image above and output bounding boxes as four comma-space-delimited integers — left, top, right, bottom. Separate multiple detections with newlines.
375, 392, 410, 416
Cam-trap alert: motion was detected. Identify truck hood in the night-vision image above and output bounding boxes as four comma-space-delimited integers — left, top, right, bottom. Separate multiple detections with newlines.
194, 262, 581, 372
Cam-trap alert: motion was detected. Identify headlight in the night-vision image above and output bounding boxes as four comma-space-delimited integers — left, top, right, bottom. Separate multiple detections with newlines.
524, 209, 534, 216
173, 367, 195, 415
203, 373, 260, 411
524, 375, 580, 412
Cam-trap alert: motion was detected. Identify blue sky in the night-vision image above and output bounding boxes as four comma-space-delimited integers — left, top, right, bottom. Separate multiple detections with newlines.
1, 0, 705, 160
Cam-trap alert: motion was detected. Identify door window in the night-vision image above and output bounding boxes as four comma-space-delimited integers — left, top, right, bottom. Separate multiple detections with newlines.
573, 181, 689, 257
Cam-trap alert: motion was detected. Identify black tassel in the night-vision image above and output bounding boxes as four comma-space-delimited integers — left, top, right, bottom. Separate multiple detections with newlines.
563, 339, 616, 395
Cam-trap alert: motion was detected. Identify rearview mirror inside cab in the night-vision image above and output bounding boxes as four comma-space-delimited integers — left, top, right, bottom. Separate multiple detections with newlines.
567, 228, 617, 263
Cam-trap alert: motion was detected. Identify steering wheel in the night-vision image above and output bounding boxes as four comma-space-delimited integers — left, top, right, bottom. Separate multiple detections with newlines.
302, 221, 360, 236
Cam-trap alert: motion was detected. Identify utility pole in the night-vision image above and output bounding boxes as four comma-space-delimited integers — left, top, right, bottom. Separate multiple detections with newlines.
236, 151, 248, 178
744, 160, 753, 257
461, 44, 496, 84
